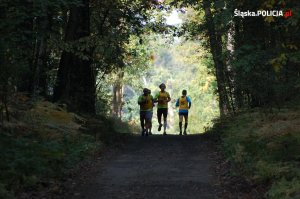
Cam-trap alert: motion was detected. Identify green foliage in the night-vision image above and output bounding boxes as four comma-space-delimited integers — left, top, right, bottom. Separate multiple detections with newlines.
0, 0, 80, 93
268, 178, 300, 199
0, 98, 105, 197
214, 107, 300, 198
0, 183, 14, 199
99, 116, 133, 144
178, 0, 300, 114
95, 73, 112, 115
90, 0, 161, 73
0, 131, 96, 197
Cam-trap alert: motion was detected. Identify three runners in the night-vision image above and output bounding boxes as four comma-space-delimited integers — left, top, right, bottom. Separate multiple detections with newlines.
138, 85, 191, 136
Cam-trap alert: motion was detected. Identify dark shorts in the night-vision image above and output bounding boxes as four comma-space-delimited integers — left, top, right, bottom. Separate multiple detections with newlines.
157, 108, 168, 118
140, 111, 153, 120
179, 112, 188, 116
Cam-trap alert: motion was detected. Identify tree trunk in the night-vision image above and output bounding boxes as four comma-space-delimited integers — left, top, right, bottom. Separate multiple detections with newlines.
53, 0, 96, 114
232, 18, 244, 108
112, 71, 124, 118
17, 1, 34, 93
32, 5, 51, 97
225, 20, 238, 112
203, 0, 230, 117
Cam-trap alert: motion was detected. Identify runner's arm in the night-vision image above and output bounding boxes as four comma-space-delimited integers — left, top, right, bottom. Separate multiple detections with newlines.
187, 97, 192, 109
167, 92, 171, 102
175, 98, 179, 107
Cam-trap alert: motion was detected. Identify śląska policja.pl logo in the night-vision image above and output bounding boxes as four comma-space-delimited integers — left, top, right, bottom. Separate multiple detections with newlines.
234, 9, 292, 18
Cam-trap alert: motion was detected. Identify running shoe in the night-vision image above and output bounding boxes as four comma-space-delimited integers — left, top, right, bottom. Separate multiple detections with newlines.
158, 124, 162, 131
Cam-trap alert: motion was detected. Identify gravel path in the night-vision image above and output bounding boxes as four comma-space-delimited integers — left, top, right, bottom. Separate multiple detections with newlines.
68, 134, 220, 199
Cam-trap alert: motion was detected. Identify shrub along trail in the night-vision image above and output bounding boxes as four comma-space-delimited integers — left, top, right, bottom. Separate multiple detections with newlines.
64, 134, 221, 199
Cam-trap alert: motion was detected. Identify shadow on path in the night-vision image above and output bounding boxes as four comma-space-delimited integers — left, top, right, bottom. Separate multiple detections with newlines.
68, 134, 220, 199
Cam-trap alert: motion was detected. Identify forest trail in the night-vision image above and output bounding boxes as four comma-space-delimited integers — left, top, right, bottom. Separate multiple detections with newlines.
67, 134, 220, 199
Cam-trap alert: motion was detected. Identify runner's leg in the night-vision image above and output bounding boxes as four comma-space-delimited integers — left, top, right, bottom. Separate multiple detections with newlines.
179, 114, 183, 135
163, 109, 168, 135
149, 112, 153, 135
145, 120, 149, 136
145, 112, 152, 136
140, 112, 146, 136
157, 109, 163, 131
184, 114, 188, 135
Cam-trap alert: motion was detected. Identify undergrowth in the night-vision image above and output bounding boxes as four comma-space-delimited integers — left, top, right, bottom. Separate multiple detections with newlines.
209, 107, 300, 199
0, 131, 96, 197
0, 100, 134, 198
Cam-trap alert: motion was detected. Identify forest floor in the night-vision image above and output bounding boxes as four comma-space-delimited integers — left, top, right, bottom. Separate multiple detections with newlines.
61, 133, 263, 199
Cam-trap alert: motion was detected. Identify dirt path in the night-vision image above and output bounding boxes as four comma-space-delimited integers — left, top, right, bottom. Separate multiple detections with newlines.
67, 134, 220, 199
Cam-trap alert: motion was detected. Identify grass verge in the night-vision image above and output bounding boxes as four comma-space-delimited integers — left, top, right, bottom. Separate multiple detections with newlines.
208, 107, 300, 199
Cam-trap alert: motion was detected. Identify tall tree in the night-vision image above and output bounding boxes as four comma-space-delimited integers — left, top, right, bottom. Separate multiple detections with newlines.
112, 71, 124, 118
202, 0, 230, 116
53, 0, 96, 113
32, 2, 52, 97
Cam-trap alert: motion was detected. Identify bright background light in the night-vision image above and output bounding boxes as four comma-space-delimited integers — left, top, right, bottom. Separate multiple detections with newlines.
165, 10, 182, 25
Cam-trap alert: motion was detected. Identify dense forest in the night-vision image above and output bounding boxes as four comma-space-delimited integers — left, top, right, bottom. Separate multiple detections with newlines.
1, 0, 300, 198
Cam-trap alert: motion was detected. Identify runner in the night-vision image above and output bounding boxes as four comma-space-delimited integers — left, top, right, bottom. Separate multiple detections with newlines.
175, 89, 191, 135
138, 88, 154, 136
154, 83, 171, 135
